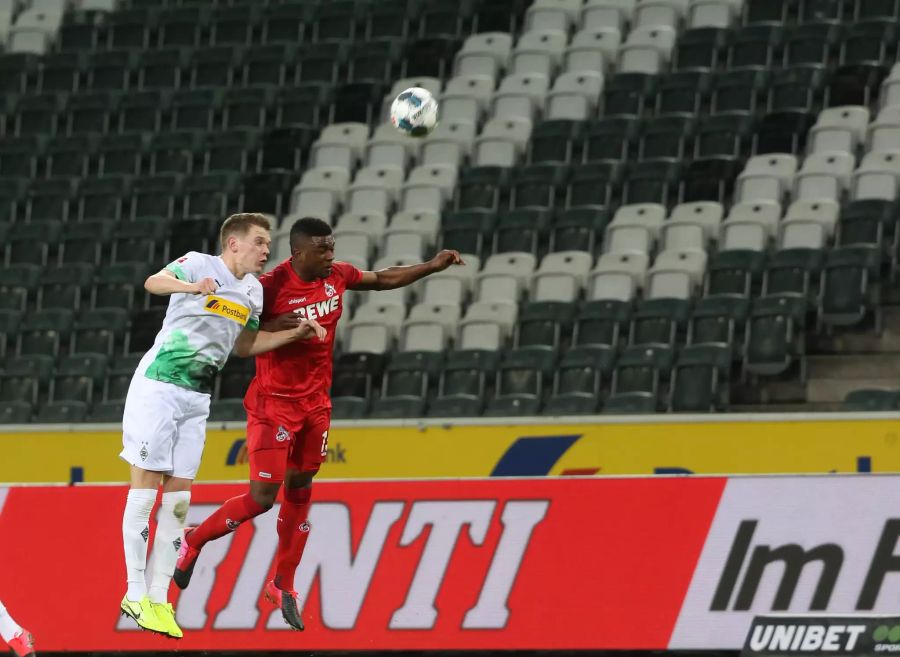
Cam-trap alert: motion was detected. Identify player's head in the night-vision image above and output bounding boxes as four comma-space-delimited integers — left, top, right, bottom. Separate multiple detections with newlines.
220, 213, 272, 276
290, 217, 335, 279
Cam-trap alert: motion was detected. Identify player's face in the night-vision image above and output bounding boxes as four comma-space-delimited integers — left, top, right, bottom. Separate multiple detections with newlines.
297, 235, 335, 279
234, 226, 271, 274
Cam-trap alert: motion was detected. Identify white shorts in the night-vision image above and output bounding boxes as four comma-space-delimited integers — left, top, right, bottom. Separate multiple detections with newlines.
119, 374, 211, 480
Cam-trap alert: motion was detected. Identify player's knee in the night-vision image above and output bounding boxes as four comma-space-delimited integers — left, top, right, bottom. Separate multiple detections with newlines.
250, 487, 278, 511
285, 469, 316, 490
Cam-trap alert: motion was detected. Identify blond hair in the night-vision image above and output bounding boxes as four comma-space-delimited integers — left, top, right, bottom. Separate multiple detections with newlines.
219, 213, 271, 248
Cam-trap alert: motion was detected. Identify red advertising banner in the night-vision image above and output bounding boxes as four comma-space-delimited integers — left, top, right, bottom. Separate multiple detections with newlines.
0, 478, 724, 651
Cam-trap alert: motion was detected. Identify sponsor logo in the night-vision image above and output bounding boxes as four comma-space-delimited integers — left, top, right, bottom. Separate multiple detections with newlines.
743, 616, 900, 656
140, 525, 149, 542
288, 298, 307, 305
173, 537, 182, 552
324, 282, 336, 298
294, 296, 340, 321
873, 624, 900, 652
204, 295, 251, 325
177, 257, 188, 263
275, 426, 289, 443
226, 519, 240, 531
258, 471, 272, 479
299, 521, 310, 533
139, 446, 148, 461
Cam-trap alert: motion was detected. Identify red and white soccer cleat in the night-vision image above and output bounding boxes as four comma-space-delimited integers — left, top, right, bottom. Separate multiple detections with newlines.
7, 629, 35, 657
173, 527, 200, 590
264, 579, 304, 631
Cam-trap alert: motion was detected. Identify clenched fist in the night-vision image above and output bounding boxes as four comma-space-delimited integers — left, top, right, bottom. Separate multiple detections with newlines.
294, 319, 327, 341
429, 249, 466, 273
192, 277, 218, 295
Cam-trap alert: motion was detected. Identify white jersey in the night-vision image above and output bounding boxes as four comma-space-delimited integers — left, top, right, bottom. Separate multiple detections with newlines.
136, 251, 263, 394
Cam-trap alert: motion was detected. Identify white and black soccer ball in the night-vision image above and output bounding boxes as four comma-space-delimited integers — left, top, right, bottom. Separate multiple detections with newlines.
390, 87, 438, 137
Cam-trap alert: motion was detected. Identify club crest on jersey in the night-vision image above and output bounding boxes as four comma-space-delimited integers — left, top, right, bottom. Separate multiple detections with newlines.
275, 425, 289, 442
324, 282, 336, 298
204, 295, 251, 325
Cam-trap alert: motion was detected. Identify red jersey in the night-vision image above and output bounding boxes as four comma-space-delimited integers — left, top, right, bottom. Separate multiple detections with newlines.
253, 259, 362, 404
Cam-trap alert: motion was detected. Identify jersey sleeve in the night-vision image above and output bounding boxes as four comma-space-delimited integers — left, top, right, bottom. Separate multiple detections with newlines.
335, 261, 363, 289
257, 270, 279, 322
247, 278, 263, 331
164, 252, 207, 283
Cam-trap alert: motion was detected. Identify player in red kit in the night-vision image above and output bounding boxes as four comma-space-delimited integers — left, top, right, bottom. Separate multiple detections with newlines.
174, 217, 463, 629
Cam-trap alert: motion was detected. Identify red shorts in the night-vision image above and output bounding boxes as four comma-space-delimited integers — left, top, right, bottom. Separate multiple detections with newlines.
244, 381, 331, 483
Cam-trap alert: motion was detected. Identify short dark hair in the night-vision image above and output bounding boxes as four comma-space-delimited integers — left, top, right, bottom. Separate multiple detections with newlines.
290, 217, 333, 249
219, 213, 271, 247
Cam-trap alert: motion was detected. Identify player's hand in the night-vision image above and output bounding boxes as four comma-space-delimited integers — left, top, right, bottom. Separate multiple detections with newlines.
265, 312, 304, 332
429, 249, 465, 272
294, 319, 327, 341
191, 277, 218, 295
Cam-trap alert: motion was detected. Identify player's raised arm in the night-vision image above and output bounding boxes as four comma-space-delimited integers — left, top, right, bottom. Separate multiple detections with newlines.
232, 319, 327, 358
144, 269, 218, 296
350, 249, 465, 291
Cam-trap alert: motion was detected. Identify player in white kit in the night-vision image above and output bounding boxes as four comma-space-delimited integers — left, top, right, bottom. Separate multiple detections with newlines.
117, 214, 326, 639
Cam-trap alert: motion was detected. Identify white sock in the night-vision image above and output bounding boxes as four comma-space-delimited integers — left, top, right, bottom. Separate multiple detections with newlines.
0, 600, 23, 643
122, 488, 157, 602
148, 490, 191, 604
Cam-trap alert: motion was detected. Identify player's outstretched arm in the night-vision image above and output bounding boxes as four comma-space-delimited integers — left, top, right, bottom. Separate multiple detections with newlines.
144, 270, 218, 297
350, 249, 465, 291
232, 319, 327, 358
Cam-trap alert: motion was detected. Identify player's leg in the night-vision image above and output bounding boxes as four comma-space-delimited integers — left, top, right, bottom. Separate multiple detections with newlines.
265, 411, 329, 631
174, 407, 286, 589
117, 376, 183, 637
0, 599, 35, 657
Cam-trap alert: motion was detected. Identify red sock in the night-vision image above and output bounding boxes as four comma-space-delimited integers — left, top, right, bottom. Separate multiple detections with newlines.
273, 487, 312, 591
188, 493, 267, 550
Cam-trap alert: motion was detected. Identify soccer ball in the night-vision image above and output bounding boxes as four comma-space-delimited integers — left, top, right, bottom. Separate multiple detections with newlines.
390, 87, 439, 137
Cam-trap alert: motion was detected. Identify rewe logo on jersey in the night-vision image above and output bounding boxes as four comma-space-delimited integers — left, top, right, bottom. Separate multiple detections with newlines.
294, 296, 340, 321
205, 296, 251, 325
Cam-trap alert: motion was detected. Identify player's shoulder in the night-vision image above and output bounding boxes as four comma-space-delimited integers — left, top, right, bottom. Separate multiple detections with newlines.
332, 260, 363, 280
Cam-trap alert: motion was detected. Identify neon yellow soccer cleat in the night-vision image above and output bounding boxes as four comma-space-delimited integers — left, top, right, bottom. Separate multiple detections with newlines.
150, 601, 183, 639
120, 595, 170, 637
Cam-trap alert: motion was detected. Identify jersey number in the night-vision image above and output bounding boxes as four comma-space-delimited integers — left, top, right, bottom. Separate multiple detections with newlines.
320, 430, 329, 458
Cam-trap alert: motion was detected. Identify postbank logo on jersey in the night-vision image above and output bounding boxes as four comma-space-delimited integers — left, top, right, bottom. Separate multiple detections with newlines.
204, 295, 251, 325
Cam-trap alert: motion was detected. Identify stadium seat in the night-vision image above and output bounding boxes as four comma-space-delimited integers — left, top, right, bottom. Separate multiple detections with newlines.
669, 344, 731, 412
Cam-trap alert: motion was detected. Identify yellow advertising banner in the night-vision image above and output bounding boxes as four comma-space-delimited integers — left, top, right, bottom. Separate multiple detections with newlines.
2, 415, 899, 483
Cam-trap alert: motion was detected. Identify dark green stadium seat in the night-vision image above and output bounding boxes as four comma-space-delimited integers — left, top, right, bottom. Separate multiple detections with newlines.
112, 218, 169, 265
13, 93, 65, 138
38, 52, 87, 94
275, 84, 330, 129
484, 397, 541, 417
78, 175, 132, 220
630, 298, 691, 347
545, 345, 614, 415
168, 215, 220, 257
528, 120, 583, 165
473, 0, 530, 33
331, 81, 385, 124
427, 396, 484, 417
98, 134, 147, 177
639, 114, 696, 161
440, 209, 495, 259
370, 398, 427, 419
217, 357, 254, 400
706, 249, 766, 297
157, 6, 211, 48
45, 135, 97, 178
712, 67, 769, 114
745, 295, 807, 377
5, 354, 54, 384
515, 301, 576, 351
819, 245, 882, 326
331, 397, 369, 419
222, 88, 275, 131
209, 4, 262, 46
208, 399, 246, 423
331, 351, 385, 406
729, 24, 784, 68
623, 159, 681, 205
695, 113, 755, 158
612, 345, 675, 401
93, 262, 150, 311
261, 124, 317, 170
602, 392, 658, 414
137, 48, 191, 91
420, 0, 472, 39
52, 354, 108, 404
0, 401, 32, 424
670, 344, 731, 412
841, 20, 897, 66
433, 349, 498, 413
584, 117, 642, 164
602, 72, 657, 117
171, 89, 223, 131
127, 308, 167, 355
89, 400, 126, 423
0, 309, 22, 358
118, 91, 171, 135
656, 71, 713, 115
754, 110, 816, 155
313, 0, 364, 43
0, 53, 37, 94
242, 171, 297, 216
105, 354, 143, 402
854, 0, 899, 20
7, 222, 61, 267
511, 165, 569, 212
18, 310, 74, 357
785, 21, 842, 66
674, 27, 732, 71
366, 4, 411, 41
574, 299, 631, 349
38, 264, 95, 312
130, 174, 183, 220
58, 12, 102, 52
682, 156, 741, 204
87, 49, 138, 92
0, 176, 18, 223
183, 173, 241, 216
837, 199, 898, 253
568, 162, 622, 209
764, 248, 825, 306
550, 207, 610, 253
770, 65, 827, 112
0, 265, 40, 312
377, 351, 443, 403
203, 128, 261, 173
243, 44, 301, 87
108, 8, 158, 50
494, 208, 553, 254
146, 130, 202, 175
61, 220, 114, 267
0, 136, 43, 178
457, 166, 510, 211
689, 295, 750, 354
26, 177, 77, 223
348, 41, 404, 86
72, 309, 130, 356
491, 348, 556, 407
403, 37, 461, 79
36, 401, 89, 424
261, 2, 317, 45
842, 389, 900, 411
